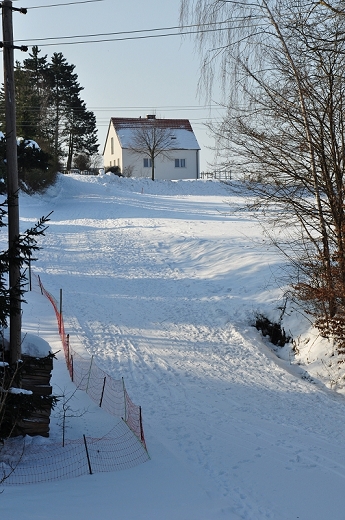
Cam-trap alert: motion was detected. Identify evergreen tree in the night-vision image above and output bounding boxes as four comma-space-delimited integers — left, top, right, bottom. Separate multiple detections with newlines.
0, 209, 57, 444
0, 48, 99, 174
47, 52, 83, 164
22, 46, 51, 147
23, 46, 49, 95
0, 137, 55, 194
65, 96, 98, 170
12, 62, 39, 140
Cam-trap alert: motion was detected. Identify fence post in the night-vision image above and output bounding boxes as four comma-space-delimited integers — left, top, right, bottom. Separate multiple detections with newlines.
71, 354, 74, 382
66, 333, 70, 366
28, 256, 32, 291
99, 376, 106, 407
59, 289, 63, 334
139, 406, 144, 445
83, 434, 93, 475
86, 355, 94, 393
122, 377, 127, 421
38, 274, 43, 295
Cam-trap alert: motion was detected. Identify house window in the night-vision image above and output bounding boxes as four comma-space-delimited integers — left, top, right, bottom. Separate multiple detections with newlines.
143, 158, 152, 168
175, 159, 186, 168
111, 137, 114, 155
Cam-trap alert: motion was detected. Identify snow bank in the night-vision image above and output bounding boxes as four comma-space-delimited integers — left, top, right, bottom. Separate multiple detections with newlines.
21, 333, 52, 358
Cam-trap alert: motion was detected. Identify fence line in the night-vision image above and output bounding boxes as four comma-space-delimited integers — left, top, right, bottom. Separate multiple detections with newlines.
35, 273, 147, 449
1, 420, 149, 485
200, 170, 232, 180
0, 275, 150, 485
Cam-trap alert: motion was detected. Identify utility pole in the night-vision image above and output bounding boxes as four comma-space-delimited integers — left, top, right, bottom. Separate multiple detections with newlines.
1, 0, 27, 365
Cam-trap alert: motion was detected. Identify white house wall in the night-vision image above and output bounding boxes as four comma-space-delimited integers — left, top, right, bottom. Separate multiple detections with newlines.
103, 120, 200, 180
103, 124, 123, 170
122, 148, 199, 180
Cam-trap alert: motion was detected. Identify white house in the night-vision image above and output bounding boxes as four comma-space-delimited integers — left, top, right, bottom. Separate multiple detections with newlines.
102, 115, 200, 180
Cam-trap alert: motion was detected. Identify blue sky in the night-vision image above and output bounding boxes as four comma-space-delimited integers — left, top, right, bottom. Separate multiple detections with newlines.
4, 0, 227, 171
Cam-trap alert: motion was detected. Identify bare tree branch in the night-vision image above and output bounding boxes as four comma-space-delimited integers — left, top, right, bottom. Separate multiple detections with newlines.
181, 0, 345, 350
128, 121, 177, 181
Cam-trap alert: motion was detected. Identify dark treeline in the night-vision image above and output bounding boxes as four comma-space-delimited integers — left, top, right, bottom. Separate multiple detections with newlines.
0, 46, 99, 192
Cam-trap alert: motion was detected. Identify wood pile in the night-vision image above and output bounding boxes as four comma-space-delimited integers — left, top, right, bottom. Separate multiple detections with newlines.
15, 354, 54, 437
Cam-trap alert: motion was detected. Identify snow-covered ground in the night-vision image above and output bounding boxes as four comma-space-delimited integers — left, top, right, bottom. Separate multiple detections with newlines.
2, 173, 345, 519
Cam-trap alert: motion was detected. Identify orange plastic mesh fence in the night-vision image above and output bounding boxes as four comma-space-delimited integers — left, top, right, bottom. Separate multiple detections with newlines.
34, 274, 147, 447
0, 276, 150, 486
1, 421, 149, 485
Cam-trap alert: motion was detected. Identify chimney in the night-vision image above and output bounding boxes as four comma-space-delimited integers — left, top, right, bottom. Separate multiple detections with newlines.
146, 114, 156, 119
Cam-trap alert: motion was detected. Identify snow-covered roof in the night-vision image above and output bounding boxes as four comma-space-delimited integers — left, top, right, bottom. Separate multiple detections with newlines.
111, 117, 200, 150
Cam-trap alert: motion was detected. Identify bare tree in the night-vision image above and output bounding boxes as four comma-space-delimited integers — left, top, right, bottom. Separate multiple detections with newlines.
180, 0, 345, 350
128, 120, 176, 181
54, 385, 89, 447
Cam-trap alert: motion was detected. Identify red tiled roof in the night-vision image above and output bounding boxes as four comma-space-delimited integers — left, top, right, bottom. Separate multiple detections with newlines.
111, 117, 194, 132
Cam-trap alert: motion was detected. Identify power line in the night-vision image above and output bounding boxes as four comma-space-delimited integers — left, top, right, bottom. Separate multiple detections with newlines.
13, 20, 235, 44
12, 104, 226, 111
13, 0, 104, 7
12, 25, 261, 47
11, 18, 266, 46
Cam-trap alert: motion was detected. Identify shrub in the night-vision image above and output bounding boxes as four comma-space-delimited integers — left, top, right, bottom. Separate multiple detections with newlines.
255, 314, 291, 347
0, 138, 57, 194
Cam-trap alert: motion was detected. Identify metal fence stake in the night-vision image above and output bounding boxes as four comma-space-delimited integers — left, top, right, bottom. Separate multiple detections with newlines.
99, 376, 106, 407
83, 434, 93, 475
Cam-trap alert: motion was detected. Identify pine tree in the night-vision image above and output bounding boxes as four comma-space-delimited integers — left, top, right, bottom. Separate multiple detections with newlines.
22, 46, 51, 147
65, 96, 98, 170
0, 48, 99, 175
0, 137, 54, 194
47, 52, 83, 165
12, 62, 39, 140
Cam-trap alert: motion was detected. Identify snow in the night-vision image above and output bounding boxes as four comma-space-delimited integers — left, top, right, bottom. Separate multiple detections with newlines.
0, 134, 40, 149
8, 387, 32, 395
2, 173, 345, 519
2, 331, 52, 358
16, 137, 40, 150
22, 333, 52, 358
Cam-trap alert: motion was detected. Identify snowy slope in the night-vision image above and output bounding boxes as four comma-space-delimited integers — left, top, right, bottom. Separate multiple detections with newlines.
2, 173, 345, 520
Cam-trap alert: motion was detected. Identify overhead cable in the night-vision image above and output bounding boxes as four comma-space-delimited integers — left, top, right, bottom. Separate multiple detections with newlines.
12, 25, 264, 47
13, 20, 239, 43
14, 0, 104, 7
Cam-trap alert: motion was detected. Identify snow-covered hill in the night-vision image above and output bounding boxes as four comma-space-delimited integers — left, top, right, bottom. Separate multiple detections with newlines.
2, 173, 345, 520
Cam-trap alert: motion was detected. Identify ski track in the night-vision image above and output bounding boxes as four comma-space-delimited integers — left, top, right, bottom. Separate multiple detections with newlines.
19, 176, 345, 519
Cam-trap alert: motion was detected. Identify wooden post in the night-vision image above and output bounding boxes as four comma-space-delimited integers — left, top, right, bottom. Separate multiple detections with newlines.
62, 410, 66, 448
38, 274, 43, 295
28, 255, 32, 291
59, 288, 62, 334
2, 1, 20, 365
83, 434, 93, 475
122, 376, 127, 421
99, 376, 106, 407
70, 354, 74, 382
86, 355, 93, 393
66, 333, 70, 366
139, 406, 144, 444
